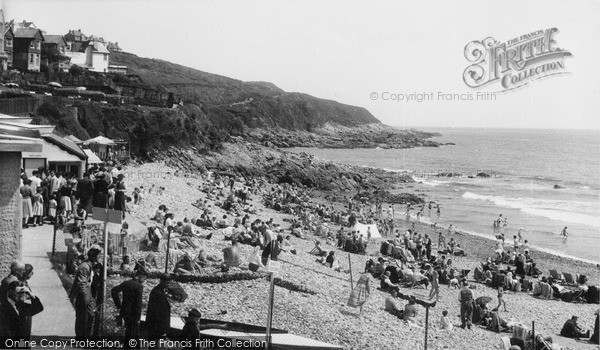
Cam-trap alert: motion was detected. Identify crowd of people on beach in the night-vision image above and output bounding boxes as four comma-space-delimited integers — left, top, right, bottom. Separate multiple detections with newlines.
6, 161, 599, 349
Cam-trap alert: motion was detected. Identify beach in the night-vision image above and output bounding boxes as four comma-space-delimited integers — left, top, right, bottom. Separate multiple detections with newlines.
105, 161, 600, 350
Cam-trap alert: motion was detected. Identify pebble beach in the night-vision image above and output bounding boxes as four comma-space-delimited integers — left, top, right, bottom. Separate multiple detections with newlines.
108, 161, 599, 350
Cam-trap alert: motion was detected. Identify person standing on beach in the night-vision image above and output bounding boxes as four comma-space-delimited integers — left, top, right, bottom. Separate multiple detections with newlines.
70, 247, 101, 338
428, 268, 440, 302
517, 229, 523, 243
496, 287, 507, 312
111, 269, 146, 346
561, 226, 568, 239
458, 280, 474, 329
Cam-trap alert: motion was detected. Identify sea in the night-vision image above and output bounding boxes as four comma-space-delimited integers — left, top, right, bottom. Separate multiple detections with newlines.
290, 127, 600, 263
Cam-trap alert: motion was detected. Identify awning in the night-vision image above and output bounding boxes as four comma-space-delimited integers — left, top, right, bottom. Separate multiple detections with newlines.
84, 135, 116, 145
84, 149, 103, 164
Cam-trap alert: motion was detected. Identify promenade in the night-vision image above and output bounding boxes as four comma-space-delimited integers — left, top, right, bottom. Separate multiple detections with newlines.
21, 223, 76, 347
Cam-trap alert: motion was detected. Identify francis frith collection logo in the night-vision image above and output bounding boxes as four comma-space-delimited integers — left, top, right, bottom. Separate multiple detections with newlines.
463, 28, 572, 91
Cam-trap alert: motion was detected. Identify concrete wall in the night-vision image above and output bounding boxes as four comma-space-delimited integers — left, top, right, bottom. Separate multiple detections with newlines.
0, 152, 22, 276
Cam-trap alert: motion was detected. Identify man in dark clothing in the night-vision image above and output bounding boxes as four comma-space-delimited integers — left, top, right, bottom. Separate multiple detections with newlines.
0, 281, 44, 343
69, 248, 101, 338
92, 172, 110, 208
76, 172, 94, 218
560, 315, 590, 339
180, 308, 202, 341
261, 235, 283, 266
146, 275, 171, 341
1, 261, 25, 305
459, 280, 474, 329
111, 270, 146, 346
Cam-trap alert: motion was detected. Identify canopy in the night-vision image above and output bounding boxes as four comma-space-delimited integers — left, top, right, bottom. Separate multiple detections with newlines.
84, 135, 115, 145
351, 222, 382, 238
84, 149, 102, 164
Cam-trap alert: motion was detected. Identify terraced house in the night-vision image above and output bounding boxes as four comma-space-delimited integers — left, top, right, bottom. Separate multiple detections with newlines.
13, 26, 45, 71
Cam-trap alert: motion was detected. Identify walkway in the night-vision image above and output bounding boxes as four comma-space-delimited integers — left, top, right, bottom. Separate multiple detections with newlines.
21, 223, 76, 342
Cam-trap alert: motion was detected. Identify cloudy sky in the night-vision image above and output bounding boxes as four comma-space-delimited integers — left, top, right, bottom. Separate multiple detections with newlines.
4, 0, 599, 129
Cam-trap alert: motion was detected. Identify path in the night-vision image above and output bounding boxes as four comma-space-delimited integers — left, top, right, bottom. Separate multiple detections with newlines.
21, 223, 76, 342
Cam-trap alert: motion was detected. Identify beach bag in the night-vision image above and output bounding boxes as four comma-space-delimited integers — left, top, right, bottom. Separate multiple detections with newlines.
248, 247, 263, 269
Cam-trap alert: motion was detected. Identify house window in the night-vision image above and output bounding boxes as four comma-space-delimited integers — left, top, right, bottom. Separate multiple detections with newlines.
37, 42, 41, 50
30, 41, 35, 49
35, 54, 40, 66
29, 54, 34, 63
60, 46, 65, 54
5, 38, 11, 47
103, 54, 108, 61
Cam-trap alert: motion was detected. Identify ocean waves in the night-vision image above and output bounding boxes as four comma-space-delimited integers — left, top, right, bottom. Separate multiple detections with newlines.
462, 191, 600, 228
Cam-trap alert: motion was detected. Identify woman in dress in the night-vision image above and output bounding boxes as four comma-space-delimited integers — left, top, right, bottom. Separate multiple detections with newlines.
347, 271, 371, 315
20, 179, 34, 228
59, 182, 73, 219
31, 187, 44, 226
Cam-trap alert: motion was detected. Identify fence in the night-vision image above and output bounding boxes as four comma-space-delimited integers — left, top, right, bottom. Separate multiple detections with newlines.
0, 97, 42, 115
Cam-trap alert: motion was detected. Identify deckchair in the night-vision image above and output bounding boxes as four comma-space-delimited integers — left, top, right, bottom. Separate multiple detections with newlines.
500, 336, 511, 350
548, 269, 563, 281
562, 272, 577, 286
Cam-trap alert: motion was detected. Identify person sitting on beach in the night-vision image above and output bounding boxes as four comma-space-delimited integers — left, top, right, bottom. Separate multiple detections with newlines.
487, 308, 510, 332
454, 244, 466, 256
174, 254, 198, 275
447, 238, 456, 254
222, 241, 241, 268
384, 289, 404, 319
560, 315, 590, 340
403, 298, 420, 325
380, 271, 400, 293
439, 310, 453, 330
120, 255, 134, 272
371, 257, 386, 278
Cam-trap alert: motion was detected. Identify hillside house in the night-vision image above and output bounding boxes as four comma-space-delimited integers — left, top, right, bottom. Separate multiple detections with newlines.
13, 27, 44, 71
65, 39, 110, 73
42, 34, 71, 71
0, 11, 12, 70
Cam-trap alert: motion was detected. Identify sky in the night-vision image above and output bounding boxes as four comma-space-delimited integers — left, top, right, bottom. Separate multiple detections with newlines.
3, 0, 600, 130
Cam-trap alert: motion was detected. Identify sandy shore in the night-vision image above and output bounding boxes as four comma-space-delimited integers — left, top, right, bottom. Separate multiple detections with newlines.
111, 162, 599, 350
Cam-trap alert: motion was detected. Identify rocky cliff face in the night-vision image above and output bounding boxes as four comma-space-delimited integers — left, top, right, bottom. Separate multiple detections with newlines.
148, 143, 414, 193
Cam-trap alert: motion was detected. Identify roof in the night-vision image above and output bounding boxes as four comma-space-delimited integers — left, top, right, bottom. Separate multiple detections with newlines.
64, 135, 83, 143
70, 42, 85, 52
106, 42, 122, 51
91, 41, 109, 54
84, 135, 115, 145
14, 27, 44, 40
43, 35, 66, 45
42, 133, 87, 160
84, 149, 102, 164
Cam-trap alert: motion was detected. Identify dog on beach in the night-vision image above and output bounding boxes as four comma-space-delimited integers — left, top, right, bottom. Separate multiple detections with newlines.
448, 278, 459, 289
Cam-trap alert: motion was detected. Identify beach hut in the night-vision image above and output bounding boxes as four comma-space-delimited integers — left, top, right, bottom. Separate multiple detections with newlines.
21, 133, 87, 177
83, 135, 115, 160
351, 222, 382, 238
0, 124, 42, 275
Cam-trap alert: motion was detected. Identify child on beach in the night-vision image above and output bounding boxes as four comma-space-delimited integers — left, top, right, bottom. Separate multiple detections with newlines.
48, 194, 57, 224
496, 286, 507, 312
439, 310, 453, 330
